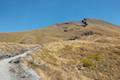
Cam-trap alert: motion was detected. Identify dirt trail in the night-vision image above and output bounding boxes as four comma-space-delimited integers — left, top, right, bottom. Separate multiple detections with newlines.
0, 60, 11, 80
0, 46, 41, 80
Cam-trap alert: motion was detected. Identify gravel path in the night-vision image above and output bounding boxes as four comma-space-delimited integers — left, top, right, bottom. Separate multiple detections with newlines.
0, 46, 41, 80
0, 60, 11, 80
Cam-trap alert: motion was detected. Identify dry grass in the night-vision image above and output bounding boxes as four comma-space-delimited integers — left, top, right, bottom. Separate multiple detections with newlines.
0, 19, 119, 44
22, 38, 120, 80
0, 19, 120, 80
0, 42, 38, 59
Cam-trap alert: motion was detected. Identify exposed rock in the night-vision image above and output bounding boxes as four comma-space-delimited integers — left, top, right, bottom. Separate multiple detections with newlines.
68, 36, 79, 40
81, 31, 94, 36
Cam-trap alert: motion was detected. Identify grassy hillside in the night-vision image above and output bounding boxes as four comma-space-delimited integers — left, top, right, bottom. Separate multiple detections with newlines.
0, 42, 38, 59
22, 39, 120, 80
0, 18, 120, 44
0, 18, 120, 80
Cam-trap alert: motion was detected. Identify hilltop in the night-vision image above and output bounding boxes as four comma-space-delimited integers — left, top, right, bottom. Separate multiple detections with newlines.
0, 18, 119, 44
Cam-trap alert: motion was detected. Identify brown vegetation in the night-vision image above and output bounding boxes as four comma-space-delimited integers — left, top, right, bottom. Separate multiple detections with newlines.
0, 18, 120, 80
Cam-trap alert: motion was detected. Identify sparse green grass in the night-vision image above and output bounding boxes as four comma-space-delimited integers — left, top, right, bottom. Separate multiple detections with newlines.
81, 58, 95, 68
81, 53, 102, 68
63, 26, 80, 31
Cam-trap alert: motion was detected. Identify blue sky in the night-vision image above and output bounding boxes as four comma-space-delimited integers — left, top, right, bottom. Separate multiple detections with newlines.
0, 0, 120, 32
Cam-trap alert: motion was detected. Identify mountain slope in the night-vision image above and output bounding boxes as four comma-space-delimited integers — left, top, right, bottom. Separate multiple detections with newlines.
0, 18, 120, 44
0, 18, 120, 80
22, 39, 120, 80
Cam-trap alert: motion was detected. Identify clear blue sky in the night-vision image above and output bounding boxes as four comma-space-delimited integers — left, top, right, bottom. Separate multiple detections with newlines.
0, 0, 120, 32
